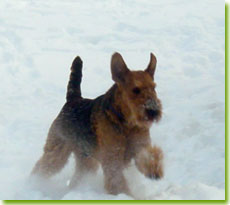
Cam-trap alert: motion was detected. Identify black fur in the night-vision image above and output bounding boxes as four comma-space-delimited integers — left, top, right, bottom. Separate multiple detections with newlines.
49, 57, 123, 156
66, 56, 83, 102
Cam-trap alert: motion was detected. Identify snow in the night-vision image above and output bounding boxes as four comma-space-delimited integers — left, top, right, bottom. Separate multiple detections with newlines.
0, 0, 225, 200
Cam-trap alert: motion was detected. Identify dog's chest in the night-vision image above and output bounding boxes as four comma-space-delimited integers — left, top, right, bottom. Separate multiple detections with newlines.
124, 128, 151, 161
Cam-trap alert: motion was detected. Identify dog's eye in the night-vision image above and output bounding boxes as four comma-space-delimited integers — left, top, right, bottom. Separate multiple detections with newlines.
133, 87, 141, 95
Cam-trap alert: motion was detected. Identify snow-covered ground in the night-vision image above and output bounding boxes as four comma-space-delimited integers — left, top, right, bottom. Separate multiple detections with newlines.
0, 0, 225, 200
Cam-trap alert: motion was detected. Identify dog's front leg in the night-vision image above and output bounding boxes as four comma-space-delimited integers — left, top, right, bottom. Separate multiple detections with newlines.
100, 146, 130, 196
135, 145, 164, 179
103, 162, 130, 195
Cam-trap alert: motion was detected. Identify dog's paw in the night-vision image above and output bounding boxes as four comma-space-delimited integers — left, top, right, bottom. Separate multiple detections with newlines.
135, 146, 164, 180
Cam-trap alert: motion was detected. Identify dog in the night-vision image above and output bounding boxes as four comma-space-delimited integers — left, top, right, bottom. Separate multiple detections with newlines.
32, 52, 163, 196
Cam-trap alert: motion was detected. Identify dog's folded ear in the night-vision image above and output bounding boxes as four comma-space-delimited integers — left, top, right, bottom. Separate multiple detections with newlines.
145, 53, 157, 79
111, 52, 130, 84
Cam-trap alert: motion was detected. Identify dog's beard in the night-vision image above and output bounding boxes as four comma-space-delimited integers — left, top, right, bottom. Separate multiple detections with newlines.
135, 107, 162, 128
122, 100, 161, 128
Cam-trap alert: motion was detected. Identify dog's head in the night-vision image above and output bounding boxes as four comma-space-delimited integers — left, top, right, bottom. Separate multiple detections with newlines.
111, 52, 162, 128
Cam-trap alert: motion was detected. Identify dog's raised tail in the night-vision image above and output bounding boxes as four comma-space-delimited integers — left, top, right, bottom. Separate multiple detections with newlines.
66, 56, 83, 102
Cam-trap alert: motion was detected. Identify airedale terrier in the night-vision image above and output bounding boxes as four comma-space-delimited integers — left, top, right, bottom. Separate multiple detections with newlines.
32, 53, 163, 196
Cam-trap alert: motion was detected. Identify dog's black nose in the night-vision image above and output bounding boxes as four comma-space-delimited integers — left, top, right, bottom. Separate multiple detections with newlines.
146, 109, 160, 120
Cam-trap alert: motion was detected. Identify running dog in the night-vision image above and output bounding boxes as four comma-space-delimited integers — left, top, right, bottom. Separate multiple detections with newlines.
32, 52, 164, 196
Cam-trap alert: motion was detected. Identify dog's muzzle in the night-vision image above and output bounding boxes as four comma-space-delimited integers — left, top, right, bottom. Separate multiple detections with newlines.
144, 99, 161, 121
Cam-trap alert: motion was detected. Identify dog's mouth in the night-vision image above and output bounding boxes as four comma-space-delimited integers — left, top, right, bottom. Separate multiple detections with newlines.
145, 109, 161, 122
142, 98, 162, 123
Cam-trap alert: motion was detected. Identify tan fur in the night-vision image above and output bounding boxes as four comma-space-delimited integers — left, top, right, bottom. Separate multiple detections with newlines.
32, 133, 73, 177
32, 53, 164, 197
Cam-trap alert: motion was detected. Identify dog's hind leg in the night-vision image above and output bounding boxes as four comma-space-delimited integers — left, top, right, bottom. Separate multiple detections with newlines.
31, 133, 73, 178
68, 149, 99, 189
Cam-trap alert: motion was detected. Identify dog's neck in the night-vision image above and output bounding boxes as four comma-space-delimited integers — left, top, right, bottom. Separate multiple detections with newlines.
102, 84, 124, 124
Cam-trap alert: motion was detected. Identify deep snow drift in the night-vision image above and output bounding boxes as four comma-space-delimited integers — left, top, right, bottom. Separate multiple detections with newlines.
0, 0, 225, 200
